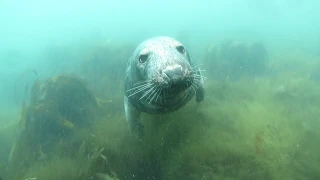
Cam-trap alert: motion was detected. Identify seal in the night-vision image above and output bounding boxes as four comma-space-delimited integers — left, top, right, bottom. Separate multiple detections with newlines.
124, 36, 205, 139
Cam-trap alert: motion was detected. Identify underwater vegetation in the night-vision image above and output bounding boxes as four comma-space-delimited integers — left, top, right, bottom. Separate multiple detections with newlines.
0, 39, 320, 180
6, 74, 116, 179
205, 40, 268, 80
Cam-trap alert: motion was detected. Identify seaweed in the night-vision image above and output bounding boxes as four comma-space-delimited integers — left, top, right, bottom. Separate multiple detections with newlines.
7, 74, 112, 179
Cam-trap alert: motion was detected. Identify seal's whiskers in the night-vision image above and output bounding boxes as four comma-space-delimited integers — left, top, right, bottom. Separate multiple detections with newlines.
139, 84, 157, 100
146, 85, 159, 104
192, 69, 206, 73
148, 86, 159, 103
133, 80, 152, 86
191, 84, 197, 94
127, 83, 152, 97
191, 64, 203, 69
192, 80, 202, 88
155, 88, 162, 103
193, 74, 207, 81
191, 65, 207, 82
126, 82, 152, 92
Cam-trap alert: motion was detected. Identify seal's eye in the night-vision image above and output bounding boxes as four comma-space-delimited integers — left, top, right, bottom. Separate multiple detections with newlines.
176, 45, 186, 54
139, 54, 148, 63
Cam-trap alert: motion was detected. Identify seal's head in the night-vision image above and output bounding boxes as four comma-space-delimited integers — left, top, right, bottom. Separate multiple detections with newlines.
125, 36, 204, 114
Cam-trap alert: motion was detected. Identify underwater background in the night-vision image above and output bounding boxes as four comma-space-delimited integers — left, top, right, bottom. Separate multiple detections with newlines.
1, 0, 320, 179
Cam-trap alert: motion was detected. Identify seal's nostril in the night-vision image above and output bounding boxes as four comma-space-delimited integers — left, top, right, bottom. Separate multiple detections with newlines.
162, 64, 184, 82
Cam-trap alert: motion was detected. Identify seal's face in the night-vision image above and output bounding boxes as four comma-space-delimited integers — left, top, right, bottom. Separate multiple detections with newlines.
125, 36, 203, 114
135, 37, 194, 97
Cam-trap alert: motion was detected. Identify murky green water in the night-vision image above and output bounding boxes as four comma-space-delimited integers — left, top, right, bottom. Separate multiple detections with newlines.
1, 1, 320, 180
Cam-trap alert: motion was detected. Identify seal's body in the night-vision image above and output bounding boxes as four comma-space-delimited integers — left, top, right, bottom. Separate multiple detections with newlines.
124, 36, 205, 138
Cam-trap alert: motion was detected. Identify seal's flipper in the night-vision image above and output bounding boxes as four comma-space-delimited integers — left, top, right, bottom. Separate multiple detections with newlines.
124, 96, 144, 139
195, 67, 205, 102
196, 86, 205, 102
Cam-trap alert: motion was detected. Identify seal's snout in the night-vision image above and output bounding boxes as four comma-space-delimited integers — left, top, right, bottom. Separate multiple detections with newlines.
162, 64, 184, 84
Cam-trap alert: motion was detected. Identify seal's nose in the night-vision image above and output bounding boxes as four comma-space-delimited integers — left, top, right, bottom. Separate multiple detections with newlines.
162, 64, 184, 84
